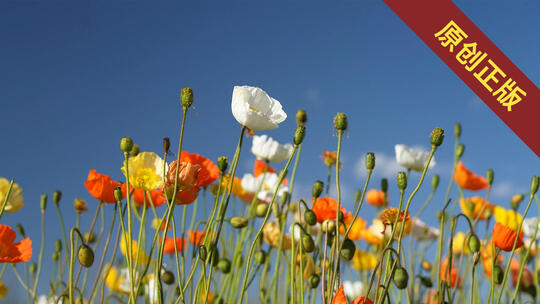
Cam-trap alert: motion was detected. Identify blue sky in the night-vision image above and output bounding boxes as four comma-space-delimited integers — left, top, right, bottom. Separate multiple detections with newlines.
1, 0, 539, 301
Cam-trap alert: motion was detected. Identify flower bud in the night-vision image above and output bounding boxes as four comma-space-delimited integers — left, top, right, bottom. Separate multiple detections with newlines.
420, 276, 433, 288
456, 144, 465, 159
163, 137, 170, 155
52, 251, 60, 262
486, 169, 494, 186
531, 176, 539, 195
114, 187, 123, 202
468, 234, 480, 253
304, 210, 317, 226
393, 267, 409, 289
199, 246, 207, 261
254, 250, 266, 264
129, 144, 140, 157
53, 190, 62, 206
85, 232, 97, 244
302, 235, 315, 253
40, 194, 47, 211
55, 239, 62, 252
256, 203, 269, 217
381, 178, 388, 193
120, 137, 134, 153
333, 113, 348, 131
493, 265, 504, 284
74, 199, 88, 214
510, 194, 524, 210
288, 203, 297, 213
217, 156, 228, 172
421, 260, 432, 271
180, 87, 194, 108
230, 216, 248, 229
296, 109, 307, 126
29, 262, 37, 275
78, 245, 94, 267
312, 181, 324, 198
354, 190, 361, 205
308, 274, 320, 288
437, 211, 446, 222
340, 238, 356, 261
365, 153, 375, 170
430, 127, 444, 147
217, 259, 231, 274
162, 270, 175, 285
16, 224, 25, 238
294, 125, 306, 145
322, 219, 336, 234
397, 171, 407, 190
454, 122, 462, 139
209, 246, 219, 267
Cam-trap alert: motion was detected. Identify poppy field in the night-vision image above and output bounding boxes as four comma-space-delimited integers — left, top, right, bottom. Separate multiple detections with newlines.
1, 85, 539, 304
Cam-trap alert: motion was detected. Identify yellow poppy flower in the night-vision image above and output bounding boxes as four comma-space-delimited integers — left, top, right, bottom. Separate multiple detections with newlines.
120, 234, 150, 265
451, 232, 470, 255
103, 264, 131, 293
0, 178, 24, 213
352, 250, 377, 270
121, 152, 166, 191
0, 281, 7, 299
494, 206, 522, 232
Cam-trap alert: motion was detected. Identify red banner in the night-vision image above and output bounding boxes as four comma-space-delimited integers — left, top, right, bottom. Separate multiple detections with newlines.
383, 0, 540, 157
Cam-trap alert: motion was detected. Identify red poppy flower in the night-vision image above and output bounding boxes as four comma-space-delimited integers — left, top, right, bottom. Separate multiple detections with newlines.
163, 237, 187, 254
312, 197, 351, 223
453, 162, 489, 191
0, 224, 32, 263
180, 151, 220, 187
492, 222, 524, 252
254, 160, 277, 177
331, 285, 373, 304
84, 169, 123, 203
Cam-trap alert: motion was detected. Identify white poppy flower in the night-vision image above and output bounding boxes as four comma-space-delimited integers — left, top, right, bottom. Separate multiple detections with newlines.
36, 296, 63, 304
231, 86, 287, 131
523, 217, 540, 240
395, 144, 436, 172
411, 218, 439, 241
343, 280, 364, 299
241, 172, 288, 202
251, 135, 293, 162
145, 274, 159, 304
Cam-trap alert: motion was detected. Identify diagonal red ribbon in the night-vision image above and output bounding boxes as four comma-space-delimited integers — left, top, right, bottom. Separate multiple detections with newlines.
383, 0, 540, 157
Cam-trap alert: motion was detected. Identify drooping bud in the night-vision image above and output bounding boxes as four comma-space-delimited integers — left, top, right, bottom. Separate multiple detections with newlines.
531, 176, 539, 195
456, 144, 465, 159
40, 194, 47, 211
304, 210, 317, 226
381, 178, 388, 193
393, 267, 409, 289
432, 175, 440, 190
162, 270, 175, 285
312, 181, 324, 198
217, 156, 228, 172
420, 276, 433, 288
493, 265, 504, 284
114, 186, 123, 202
84, 232, 97, 244
302, 235, 315, 253
296, 109, 307, 126
255, 203, 269, 217
78, 245, 94, 267
16, 224, 25, 238
294, 125, 306, 145
308, 274, 320, 288
340, 238, 356, 261
322, 219, 336, 233
199, 246, 207, 261
333, 113, 348, 131
120, 137, 134, 153
55, 239, 62, 252
217, 259, 231, 274
254, 250, 266, 264
230, 217, 248, 229
365, 153, 375, 170
74, 199, 88, 214
468, 234, 480, 253
180, 87, 194, 109
129, 144, 140, 157
397, 171, 407, 190
454, 122, 462, 139
29, 262, 37, 275
486, 169, 494, 186
163, 137, 170, 155
53, 190, 62, 206
430, 127, 444, 147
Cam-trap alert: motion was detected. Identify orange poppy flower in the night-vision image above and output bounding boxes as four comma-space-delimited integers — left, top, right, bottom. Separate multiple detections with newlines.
312, 197, 351, 223
84, 170, 123, 203
453, 161, 489, 191
459, 197, 493, 220
366, 189, 387, 207
166, 161, 201, 189
480, 240, 503, 278
254, 160, 277, 177
493, 222, 524, 251
180, 151, 220, 187
187, 231, 211, 246
510, 258, 534, 288
162, 237, 187, 254
0, 224, 32, 263
121, 184, 166, 207
360, 227, 383, 246
440, 258, 461, 288
340, 217, 366, 241
424, 290, 438, 304
331, 285, 373, 304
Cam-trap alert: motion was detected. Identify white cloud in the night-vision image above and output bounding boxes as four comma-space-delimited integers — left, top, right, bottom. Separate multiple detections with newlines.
492, 180, 523, 199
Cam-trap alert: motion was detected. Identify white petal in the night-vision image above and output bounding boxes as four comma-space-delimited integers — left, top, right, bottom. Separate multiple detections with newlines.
231, 86, 286, 131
